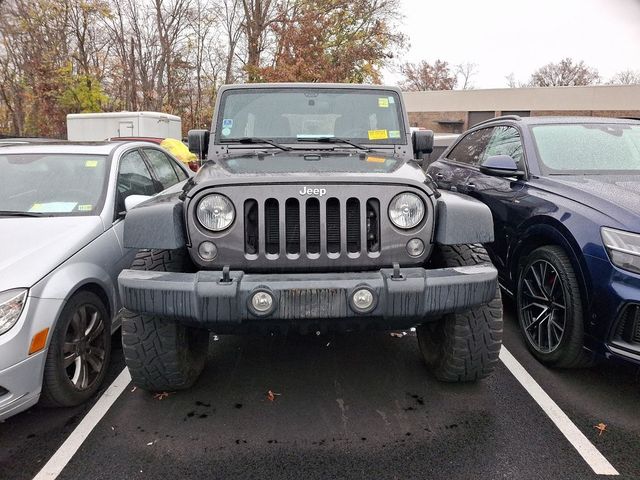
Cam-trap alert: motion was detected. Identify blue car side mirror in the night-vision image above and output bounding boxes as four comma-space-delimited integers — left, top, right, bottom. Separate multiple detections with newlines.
479, 155, 525, 178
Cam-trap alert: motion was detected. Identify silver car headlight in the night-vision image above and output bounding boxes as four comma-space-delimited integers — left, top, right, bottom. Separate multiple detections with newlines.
601, 227, 640, 274
0, 289, 28, 335
388, 192, 425, 229
196, 194, 235, 232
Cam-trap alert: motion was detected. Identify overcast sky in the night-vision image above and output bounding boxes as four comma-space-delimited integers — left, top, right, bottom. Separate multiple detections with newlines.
384, 0, 640, 88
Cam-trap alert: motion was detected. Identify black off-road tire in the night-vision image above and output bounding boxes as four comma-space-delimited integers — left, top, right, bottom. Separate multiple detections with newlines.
416, 244, 503, 382
516, 245, 595, 368
41, 291, 111, 407
122, 249, 209, 392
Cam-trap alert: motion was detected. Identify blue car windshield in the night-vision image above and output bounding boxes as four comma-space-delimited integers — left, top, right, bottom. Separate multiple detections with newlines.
0, 154, 109, 215
531, 123, 640, 173
216, 88, 406, 145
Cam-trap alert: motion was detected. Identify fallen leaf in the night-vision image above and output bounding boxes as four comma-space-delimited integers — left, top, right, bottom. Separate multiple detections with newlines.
267, 390, 281, 401
146, 441, 154, 446
153, 392, 173, 401
594, 423, 607, 436
390, 332, 403, 338
131, 386, 137, 393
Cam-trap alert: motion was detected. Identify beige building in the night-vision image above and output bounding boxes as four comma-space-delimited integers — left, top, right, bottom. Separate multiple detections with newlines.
403, 84, 640, 133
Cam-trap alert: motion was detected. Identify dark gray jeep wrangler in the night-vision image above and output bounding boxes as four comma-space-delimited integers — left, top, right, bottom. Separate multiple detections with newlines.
118, 83, 503, 391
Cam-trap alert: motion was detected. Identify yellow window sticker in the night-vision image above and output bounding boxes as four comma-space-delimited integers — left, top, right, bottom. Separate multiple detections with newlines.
389, 130, 401, 139
78, 204, 93, 212
368, 129, 388, 141
30, 203, 43, 212
85, 160, 98, 167
378, 98, 389, 108
366, 156, 386, 163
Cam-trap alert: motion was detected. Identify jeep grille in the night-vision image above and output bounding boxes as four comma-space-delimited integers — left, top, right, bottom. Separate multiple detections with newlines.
244, 196, 379, 258
187, 183, 434, 272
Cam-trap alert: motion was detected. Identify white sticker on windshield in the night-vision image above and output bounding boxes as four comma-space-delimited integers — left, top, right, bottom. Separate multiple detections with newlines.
222, 118, 233, 128
297, 134, 334, 138
29, 202, 77, 213
388, 96, 395, 104
221, 128, 231, 136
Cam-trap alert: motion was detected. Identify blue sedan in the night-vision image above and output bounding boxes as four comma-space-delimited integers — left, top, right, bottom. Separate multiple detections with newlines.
427, 116, 640, 367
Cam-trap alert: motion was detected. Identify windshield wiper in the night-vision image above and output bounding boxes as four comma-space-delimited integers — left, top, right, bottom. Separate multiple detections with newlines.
221, 137, 291, 151
297, 137, 370, 151
0, 210, 48, 217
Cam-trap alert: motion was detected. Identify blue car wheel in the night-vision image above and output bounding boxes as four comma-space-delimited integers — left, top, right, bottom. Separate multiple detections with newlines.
517, 246, 595, 368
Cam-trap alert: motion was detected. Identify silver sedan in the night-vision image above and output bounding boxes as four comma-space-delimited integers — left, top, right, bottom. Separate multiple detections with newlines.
0, 141, 191, 420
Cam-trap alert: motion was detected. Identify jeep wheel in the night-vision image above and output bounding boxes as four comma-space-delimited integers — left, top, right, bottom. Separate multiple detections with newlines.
416, 244, 503, 382
122, 249, 209, 392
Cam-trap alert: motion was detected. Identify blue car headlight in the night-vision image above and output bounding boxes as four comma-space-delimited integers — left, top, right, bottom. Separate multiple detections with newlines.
0, 289, 28, 335
601, 227, 640, 275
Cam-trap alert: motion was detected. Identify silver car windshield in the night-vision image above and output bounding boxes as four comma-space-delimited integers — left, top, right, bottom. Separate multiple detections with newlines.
531, 123, 640, 173
0, 154, 109, 216
216, 88, 406, 145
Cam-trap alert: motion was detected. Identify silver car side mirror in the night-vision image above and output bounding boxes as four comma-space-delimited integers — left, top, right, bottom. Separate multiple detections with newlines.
124, 195, 152, 212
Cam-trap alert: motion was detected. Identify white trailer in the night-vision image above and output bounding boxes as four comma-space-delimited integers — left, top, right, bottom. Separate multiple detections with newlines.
66, 111, 182, 141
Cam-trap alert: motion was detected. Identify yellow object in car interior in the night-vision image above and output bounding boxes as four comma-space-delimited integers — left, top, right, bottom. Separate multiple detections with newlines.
160, 138, 198, 166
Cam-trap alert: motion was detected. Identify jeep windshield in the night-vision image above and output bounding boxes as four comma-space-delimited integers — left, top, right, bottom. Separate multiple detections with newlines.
0, 153, 109, 216
531, 123, 640, 174
216, 87, 407, 147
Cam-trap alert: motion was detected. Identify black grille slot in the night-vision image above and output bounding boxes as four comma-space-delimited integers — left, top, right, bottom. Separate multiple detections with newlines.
614, 304, 640, 344
326, 198, 340, 253
366, 198, 380, 253
244, 199, 259, 255
346, 198, 360, 253
285, 199, 300, 254
265, 199, 279, 255
306, 198, 321, 254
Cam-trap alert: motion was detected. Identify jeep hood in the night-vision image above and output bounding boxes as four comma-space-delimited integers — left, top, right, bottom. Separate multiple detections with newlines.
195, 150, 426, 183
0, 216, 104, 291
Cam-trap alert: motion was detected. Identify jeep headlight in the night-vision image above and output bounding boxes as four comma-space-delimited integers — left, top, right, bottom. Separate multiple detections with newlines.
197, 194, 235, 232
388, 192, 425, 229
601, 227, 640, 274
0, 289, 28, 335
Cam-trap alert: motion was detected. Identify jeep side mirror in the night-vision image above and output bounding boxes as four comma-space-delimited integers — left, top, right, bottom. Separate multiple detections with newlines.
412, 130, 434, 158
479, 155, 525, 178
188, 129, 210, 160
124, 194, 151, 212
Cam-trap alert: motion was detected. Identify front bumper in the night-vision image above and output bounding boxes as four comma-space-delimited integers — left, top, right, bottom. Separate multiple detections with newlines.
0, 351, 46, 422
118, 265, 498, 331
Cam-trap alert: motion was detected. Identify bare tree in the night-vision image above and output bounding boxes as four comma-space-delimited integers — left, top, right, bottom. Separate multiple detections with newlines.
530, 58, 600, 87
400, 60, 457, 91
241, 0, 279, 81
609, 70, 640, 85
455, 62, 478, 90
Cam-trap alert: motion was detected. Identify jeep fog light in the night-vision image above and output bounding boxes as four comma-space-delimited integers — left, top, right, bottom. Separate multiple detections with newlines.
388, 192, 425, 229
350, 287, 376, 314
197, 194, 235, 231
198, 241, 218, 261
406, 238, 425, 257
250, 290, 275, 315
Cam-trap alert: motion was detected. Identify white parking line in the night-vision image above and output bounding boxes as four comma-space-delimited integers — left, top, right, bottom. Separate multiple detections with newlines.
32, 367, 131, 480
500, 347, 619, 476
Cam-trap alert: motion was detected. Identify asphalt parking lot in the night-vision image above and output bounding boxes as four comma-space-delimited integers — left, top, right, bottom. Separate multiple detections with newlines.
1, 301, 639, 480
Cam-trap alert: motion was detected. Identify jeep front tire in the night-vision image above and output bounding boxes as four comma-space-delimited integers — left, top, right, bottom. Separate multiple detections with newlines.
121, 249, 209, 392
416, 244, 503, 382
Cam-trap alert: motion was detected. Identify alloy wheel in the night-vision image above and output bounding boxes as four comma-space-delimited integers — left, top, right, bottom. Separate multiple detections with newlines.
62, 304, 107, 390
519, 259, 567, 353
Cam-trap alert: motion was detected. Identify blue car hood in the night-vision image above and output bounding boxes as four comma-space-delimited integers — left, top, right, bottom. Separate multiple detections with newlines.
538, 174, 640, 226
0, 216, 104, 292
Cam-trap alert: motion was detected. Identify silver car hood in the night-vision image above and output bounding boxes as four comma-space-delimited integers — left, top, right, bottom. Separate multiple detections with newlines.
0, 216, 105, 291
